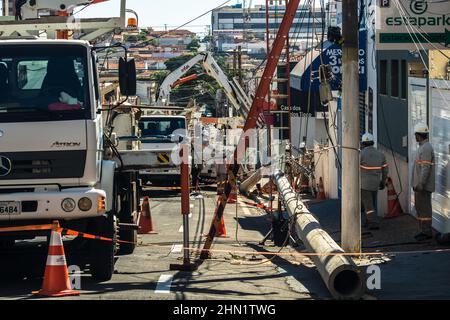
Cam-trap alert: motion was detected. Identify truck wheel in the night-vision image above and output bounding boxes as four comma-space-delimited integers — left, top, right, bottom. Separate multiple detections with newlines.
436, 233, 450, 245
0, 239, 15, 248
89, 214, 118, 282
118, 219, 137, 255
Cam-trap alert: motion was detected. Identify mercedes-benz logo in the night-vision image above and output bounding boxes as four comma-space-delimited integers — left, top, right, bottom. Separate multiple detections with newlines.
0, 156, 12, 177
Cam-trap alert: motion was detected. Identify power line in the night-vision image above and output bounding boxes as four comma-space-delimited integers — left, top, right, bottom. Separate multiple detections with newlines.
159, 0, 232, 36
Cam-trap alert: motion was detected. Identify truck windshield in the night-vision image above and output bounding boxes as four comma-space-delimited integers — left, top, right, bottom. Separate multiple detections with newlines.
0, 45, 91, 123
139, 117, 186, 142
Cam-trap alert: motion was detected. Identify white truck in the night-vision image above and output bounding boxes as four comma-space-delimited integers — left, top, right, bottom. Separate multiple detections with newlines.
137, 115, 188, 186
0, 35, 141, 281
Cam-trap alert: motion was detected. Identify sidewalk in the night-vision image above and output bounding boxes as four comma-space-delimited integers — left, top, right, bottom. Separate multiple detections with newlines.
306, 198, 450, 299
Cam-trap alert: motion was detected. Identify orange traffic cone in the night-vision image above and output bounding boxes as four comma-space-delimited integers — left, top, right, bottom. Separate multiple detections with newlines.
227, 184, 237, 204
216, 215, 227, 237
316, 177, 326, 200
33, 221, 79, 297
385, 177, 404, 219
138, 196, 158, 234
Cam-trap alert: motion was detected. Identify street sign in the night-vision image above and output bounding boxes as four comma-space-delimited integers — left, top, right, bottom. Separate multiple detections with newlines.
380, 0, 390, 8
293, 30, 367, 93
377, 0, 450, 50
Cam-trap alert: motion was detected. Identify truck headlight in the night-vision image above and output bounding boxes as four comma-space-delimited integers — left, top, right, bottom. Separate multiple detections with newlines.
78, 197, 92, 211
61, 198, 76, 212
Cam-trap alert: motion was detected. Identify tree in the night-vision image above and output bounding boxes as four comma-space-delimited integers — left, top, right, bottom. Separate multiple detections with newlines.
201, 35, 213, 43
164, 54, 196, 72
187, 37, 200, 52
151, 70, 170, 86
159, 54, 221, 108
214, 54, 233, 78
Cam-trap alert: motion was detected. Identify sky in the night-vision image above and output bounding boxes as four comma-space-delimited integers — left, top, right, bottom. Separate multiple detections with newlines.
77, 0, 268, 35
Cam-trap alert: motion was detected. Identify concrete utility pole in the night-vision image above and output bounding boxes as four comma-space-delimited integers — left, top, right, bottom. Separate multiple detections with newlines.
341, 0, 361, 252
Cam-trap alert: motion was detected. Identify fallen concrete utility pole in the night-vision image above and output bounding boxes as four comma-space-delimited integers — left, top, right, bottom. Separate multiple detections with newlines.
274, 171, 366, 299
239, 167, 263, 196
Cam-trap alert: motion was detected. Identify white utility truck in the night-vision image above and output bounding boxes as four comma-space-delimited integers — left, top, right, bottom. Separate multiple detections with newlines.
0, 0, 142, 281
138, 115, 187, 186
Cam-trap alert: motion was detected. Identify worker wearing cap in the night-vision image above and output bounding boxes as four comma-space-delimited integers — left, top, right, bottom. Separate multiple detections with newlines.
412, 123, 436, 241
360, 133, 389, 230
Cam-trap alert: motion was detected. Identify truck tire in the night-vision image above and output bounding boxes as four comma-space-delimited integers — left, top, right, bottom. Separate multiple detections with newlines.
0, 239, 15, 248
116, 171, 140, 255
89, 214, 118, 282
118, 217, 137, 255
436, 233, 450, 245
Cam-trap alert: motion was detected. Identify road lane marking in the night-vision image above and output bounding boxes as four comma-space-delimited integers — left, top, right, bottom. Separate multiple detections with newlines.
155, 274, 173, 293
178, 225, 183, 233
170, 244, 183, 254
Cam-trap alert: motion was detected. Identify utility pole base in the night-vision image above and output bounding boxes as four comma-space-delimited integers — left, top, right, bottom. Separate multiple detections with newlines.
169, 261, 199, 272
199, 252, 211, 260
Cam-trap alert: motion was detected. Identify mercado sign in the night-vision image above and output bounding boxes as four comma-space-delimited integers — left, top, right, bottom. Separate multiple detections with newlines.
377, 0, 450, 50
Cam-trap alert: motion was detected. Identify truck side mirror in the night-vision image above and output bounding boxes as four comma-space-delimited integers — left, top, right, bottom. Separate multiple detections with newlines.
119, 57, 137, 96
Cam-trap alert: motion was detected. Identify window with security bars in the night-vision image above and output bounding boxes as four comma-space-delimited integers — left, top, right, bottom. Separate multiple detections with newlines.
359, 92, 366, 137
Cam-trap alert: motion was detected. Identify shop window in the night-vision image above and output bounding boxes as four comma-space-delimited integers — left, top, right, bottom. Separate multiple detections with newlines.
401, 60, 407, 99
391, 60, 399, 97
380, 60, 388, 95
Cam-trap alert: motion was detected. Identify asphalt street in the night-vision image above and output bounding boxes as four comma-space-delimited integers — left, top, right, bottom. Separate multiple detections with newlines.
0, 187, 449, 300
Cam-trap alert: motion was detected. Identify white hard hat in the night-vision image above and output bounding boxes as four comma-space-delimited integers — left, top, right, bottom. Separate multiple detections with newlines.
414, 122, 429, 134
361, 132, 374, 143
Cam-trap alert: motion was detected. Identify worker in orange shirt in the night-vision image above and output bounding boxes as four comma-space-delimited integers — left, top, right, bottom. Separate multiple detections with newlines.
360, 133, 389, 230
412, 123, 436, 241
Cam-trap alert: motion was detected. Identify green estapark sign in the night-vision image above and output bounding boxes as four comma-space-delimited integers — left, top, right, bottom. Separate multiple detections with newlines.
377, 0, 450, 50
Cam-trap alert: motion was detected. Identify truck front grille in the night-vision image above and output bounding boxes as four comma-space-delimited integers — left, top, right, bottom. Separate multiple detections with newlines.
0, 151, 86, 180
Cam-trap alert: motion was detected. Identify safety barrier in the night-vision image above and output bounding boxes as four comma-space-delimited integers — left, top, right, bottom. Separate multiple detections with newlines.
1, 220, 450, 298
147, 180, 228, 191
1, 224, 448, 257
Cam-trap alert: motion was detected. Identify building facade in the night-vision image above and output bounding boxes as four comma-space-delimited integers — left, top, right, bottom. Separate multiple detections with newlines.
211, 2, 328, 54
2, 0, 14, 16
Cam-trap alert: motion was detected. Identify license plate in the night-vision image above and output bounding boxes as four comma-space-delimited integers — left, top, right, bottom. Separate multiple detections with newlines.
0, 202, 21, 215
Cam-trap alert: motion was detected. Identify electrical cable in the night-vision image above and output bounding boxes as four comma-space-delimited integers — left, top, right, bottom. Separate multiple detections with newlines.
131, 0, 233, 48
251, 0, 313, 75
303, 4, 315, 146
394, 0, 450, 98
394, 0, 450, 61
318, 0, 342, 169
72, 3, 91, 15
374, 0, 433, 198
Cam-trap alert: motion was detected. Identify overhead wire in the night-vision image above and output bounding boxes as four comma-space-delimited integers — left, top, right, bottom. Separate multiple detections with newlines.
318, 0, 342, 169
393, 0, 450, 100
303, 3, 315, 148
394, 0, 450, 61
128, 0, 233, 48
374, 0, 441, 198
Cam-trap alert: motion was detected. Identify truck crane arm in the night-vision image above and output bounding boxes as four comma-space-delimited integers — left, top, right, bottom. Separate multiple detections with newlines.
156, 53, 205, 104
16, 0, 110, 20
157, 52, 251, 117
171, 73, 205, 89
5, 0, 125, 41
